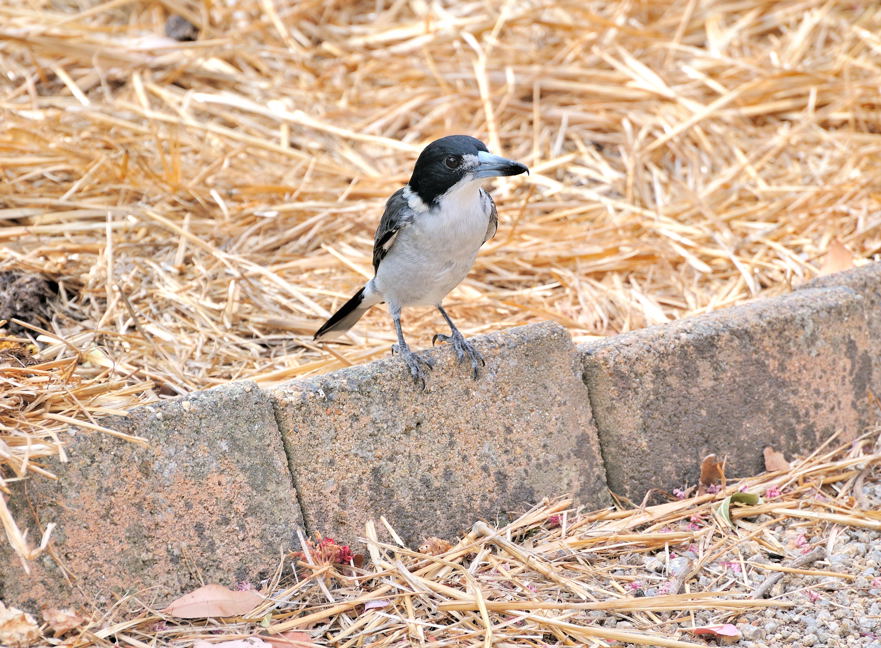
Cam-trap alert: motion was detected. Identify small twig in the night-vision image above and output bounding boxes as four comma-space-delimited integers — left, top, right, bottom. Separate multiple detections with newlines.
471, 520, 590, 600
751, 547, 825, 598
667, 556, 693, 595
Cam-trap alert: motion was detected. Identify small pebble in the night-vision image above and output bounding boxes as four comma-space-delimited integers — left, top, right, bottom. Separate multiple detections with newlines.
740, 623, 763, 640
859, 616, 878, 631
667, 556, 691, 576
842, 542, 867, 556
165, 14, 199, 41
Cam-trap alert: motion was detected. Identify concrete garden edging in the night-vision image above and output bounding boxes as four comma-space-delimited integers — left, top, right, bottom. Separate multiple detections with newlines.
2, 263, 878, 610
581, 285, 875, 502
2, 382, 303, 610
271, 321, 609, 548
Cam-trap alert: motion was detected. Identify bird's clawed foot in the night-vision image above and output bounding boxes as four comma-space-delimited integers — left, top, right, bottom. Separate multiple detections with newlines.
432, 330, 485, 379
391, 343, 433, 388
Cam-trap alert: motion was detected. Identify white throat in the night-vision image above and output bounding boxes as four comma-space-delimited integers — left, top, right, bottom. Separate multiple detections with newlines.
435, 174, 482, 213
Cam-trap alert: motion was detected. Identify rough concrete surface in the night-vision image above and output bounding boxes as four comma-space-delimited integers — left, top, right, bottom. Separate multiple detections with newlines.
271, 321, 609, 547
800, 263, 881, 408
1, 382, 303, 612
581, 285, 876, 502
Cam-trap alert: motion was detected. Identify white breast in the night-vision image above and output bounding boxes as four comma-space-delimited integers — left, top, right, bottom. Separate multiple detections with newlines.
373, 180, 490, 308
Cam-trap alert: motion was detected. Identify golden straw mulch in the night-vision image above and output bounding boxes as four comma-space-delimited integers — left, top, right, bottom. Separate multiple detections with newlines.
1, 0, 880, 563
0, 327, 152, 569
15, 431, 881, 647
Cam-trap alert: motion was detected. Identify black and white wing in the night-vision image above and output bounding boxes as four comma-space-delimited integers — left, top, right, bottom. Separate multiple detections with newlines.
373, 187, 416, 272
480, 188, 498, 244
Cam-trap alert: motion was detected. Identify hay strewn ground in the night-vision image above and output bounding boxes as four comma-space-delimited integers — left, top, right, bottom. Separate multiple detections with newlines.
1, 0, 880, 566
8, 432, 881, 647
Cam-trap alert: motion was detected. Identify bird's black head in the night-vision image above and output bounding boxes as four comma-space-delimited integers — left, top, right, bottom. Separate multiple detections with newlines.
407, 135, 528, 206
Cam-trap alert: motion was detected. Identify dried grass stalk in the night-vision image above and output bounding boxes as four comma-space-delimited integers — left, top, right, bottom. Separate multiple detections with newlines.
1, 0, 880, 570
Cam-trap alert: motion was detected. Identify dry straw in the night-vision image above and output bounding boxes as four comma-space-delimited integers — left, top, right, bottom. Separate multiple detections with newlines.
20, 431, 881, 647
0, 0, 880, 565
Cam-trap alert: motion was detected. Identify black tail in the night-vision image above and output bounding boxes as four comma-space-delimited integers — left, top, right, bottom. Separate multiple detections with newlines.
314, 287, 371, 340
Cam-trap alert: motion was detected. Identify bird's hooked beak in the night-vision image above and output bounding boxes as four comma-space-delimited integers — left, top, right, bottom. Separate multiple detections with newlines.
474, 150, 529, 179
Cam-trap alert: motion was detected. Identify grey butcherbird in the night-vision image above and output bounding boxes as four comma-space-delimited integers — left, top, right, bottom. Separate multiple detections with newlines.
314, 135, 529, 387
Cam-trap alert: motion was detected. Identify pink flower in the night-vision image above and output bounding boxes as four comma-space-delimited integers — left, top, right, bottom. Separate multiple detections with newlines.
337, 545, 354, 563
720, 561, 741, 573
687, 514, 704, 531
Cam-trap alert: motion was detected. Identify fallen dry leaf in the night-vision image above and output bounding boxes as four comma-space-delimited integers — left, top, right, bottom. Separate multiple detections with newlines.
763, 446, 791, 472
41, 607, 84, 636
688, 623, 742, 643
0, 602, 41, 647
193, 639, 272, 648
261, 631, 318, 648
418, 537, 452, 555
363, 599, 391, 611
699, 453, 726, 491
819, 238, 855, 276
163, 584, 264, 618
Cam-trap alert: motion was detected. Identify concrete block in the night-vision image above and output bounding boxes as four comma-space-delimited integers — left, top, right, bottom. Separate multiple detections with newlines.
271, 322, 609, 547
581, 286, 874, 501
799, 263, 881, 400
1, 382, 303, 611
800, 262, 881, 302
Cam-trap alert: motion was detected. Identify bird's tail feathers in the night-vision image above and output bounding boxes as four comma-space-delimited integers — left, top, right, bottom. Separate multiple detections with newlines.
314, 285, 380, 341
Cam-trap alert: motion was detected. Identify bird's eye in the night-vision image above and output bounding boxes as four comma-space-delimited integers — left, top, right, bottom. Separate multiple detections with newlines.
444, 155, 460, 169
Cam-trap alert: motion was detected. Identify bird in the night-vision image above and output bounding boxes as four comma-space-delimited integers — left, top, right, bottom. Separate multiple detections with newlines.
314, 135, 529, 387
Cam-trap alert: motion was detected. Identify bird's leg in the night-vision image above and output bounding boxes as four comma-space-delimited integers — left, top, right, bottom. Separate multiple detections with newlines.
390, 307, 432, 388
432, 305, 484, 379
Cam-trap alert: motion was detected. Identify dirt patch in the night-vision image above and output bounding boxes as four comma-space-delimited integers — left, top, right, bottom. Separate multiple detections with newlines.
0, 272, 57, 335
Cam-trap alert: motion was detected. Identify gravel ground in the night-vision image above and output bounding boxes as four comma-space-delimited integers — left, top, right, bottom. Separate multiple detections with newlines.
605, 481, 881, 647
5, 438, 880, 647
